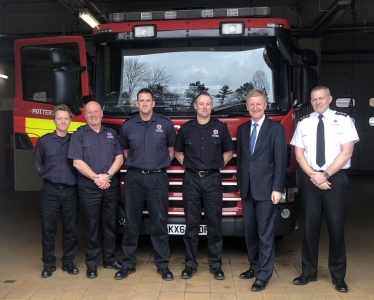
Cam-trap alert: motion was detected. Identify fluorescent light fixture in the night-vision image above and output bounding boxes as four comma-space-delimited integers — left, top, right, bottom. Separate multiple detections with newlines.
0, 74, 8, 79
79, 9, 100, 28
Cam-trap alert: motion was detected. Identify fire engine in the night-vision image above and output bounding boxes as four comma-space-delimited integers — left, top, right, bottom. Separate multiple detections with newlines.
13, 6, 319, 237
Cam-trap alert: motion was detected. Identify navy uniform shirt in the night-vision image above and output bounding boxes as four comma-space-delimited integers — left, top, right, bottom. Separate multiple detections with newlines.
120, 113, 176, 170
68, 124, 123, 175
34, 131, 78, 186
175, 118, 234, 170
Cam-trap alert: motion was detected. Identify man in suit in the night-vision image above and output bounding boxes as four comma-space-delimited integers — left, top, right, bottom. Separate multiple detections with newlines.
236, 89, 287, 292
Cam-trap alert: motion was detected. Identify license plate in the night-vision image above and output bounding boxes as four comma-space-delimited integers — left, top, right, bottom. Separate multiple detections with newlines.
167, 224, 207, 235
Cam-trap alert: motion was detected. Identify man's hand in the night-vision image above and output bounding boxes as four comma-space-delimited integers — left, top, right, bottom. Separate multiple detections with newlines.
271, 191, 282, 204
317, 181, 331, 190
94, 174, 111, 189
310, 171, 327, 186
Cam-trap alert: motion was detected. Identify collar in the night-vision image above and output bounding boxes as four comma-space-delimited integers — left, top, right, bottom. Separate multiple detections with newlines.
134, 112, 157, 123
312, 108, 332, 119
192, 117, 213, 127
252, 115, 265, 127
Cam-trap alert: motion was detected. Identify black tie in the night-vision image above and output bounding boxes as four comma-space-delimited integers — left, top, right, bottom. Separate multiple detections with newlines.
316, 114, 325, 167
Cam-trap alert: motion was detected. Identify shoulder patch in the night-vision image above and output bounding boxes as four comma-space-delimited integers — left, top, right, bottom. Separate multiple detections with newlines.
299, 114, 311, 122
158, 114, 171, 121
335, 111, 348, 117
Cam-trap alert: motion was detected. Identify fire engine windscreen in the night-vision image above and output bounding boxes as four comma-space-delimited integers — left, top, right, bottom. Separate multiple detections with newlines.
101, 46, 289, 117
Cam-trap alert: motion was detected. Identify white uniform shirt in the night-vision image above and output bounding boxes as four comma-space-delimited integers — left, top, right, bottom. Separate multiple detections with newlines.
290, 108, 359, 170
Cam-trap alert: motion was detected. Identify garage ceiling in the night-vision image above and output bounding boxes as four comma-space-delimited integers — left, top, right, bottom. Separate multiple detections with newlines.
0, 0, 373, 37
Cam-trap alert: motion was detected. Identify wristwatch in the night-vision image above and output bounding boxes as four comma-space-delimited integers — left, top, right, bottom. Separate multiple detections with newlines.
323, 171, 330, 179
106, 172, 113, 179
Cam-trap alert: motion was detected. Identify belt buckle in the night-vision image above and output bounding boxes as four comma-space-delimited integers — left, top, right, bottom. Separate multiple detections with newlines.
198, 171, 204, 177
142, 170, 150, 174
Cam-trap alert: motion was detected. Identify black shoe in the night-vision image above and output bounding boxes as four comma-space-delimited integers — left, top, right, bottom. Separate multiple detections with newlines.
157, 267, 174, 281
251, 279, 268, 292
210, 267, 225, 280
114, 267, 136, 280
41, 266, 56, 278
86, 267, 98, 279
62, 262, 79, 275
104, 261, 122, 270
239, 268, 255, 279
293, 274, 318, 285
332, 278, 348, 293
181, 267, 197, 279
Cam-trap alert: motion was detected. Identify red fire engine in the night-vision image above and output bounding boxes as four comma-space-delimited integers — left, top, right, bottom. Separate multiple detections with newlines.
13, 7, 318, 237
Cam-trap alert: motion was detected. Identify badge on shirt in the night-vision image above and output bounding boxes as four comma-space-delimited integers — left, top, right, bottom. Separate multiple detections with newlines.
156, 124, 164, 133
107, 132, 114, 139
212, 129, 219, 137
331, 120, 339, 126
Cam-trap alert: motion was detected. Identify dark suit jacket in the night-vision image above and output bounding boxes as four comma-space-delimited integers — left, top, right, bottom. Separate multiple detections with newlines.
237, 117, 287, 201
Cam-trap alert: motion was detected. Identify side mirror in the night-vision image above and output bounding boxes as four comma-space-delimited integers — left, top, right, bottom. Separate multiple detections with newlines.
263, 45, 277, 72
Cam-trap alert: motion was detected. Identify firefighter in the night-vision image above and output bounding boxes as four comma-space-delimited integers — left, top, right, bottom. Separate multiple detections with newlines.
68, 101, 124, 279
34, 104, 79, 278
115, 88, 176, 281
175, 92, 234, 280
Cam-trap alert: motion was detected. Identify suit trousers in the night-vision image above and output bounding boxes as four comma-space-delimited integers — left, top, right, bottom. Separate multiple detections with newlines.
39, 181, 78, 267
182, 171, 223, 269
242, 193, 277, 281
79, 175, 119, 268
300, 170, 348, 280
121, 170, 170, 268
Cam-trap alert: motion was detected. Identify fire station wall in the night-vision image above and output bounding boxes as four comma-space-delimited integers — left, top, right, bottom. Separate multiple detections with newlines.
320, 33, 374, 172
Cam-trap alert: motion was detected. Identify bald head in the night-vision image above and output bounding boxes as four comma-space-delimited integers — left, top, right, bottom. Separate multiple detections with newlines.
85, 101, 103, 129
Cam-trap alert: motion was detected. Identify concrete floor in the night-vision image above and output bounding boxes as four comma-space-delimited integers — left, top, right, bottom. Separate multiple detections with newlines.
0, 174, 373, 300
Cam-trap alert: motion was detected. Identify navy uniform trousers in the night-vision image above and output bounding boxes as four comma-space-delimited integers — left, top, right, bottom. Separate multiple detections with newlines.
39, 181, 78, 267
79, 175, 119, 268
300, 170, 349, 280
182, 170, 223, 269
121, 170, 170, 268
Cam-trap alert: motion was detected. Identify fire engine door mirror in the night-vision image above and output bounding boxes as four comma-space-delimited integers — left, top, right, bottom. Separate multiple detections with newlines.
276, 38, 293, 63
263, 45, 277, 72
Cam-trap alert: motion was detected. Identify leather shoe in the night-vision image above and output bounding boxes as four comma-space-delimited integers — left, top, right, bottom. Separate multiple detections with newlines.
293, 274, 318, 285
62, 262, 79, 275
104, 261, 122, 270
114, 267, 136, 280
332, 278, 348, 293
210, 267, 225, 280
86, 267, 98, 279
41, 266, 56, 278
181, 267, 197, 279
239, 268, 255, 279
157, 267, 174, 281
251, 279, 268, 292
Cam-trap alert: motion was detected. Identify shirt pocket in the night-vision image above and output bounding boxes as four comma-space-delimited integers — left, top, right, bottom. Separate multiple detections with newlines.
83, 142, 96, 158
128, 133, 141, 150
208, 139, 222, 165
184, 138, 194, 154
301, 130, 313, 151
106, 138, 116, 154
153, 132, 166, 149
44, 150, 58, 165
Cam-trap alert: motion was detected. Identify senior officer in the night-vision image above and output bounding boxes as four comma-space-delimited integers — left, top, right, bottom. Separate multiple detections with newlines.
115, 88, 176, 281
34, 104, 79, 278
291, 85, 359, 293
175, 92, 234, 280
236, 89, 287, 292
68, 101, 124, 279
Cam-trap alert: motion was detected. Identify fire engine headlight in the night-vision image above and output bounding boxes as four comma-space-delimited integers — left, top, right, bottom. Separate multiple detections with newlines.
133, 25, 156, 38
281, 208, 290, 219
220, 23, 244, 35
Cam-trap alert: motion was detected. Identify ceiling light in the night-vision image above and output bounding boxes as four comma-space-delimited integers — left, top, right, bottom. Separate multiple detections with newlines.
0, 74, 8, 79
79, 9, 100, 28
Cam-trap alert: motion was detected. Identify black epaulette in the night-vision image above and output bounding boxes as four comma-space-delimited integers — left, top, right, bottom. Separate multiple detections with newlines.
158, 113, 171, 121
299, 114, 311, 122
74, 125, 85, 132
213, 118, 226, 124
335, 111, 348, 117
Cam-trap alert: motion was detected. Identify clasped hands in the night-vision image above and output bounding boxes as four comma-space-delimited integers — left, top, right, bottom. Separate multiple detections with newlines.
310, 172, 331, 190
93, 173, 111, 190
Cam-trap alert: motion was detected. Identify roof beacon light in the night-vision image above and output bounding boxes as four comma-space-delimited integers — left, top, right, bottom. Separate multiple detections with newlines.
133, 25, 156, 38
226, 9, 239, 17
221, 23, 244, 35
112, 12, 127, 22
165, 11, 177, 19
202, 9, 214, 18
141, 12, 152, 20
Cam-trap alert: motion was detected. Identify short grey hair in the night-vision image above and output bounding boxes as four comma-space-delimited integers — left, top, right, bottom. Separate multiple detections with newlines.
310, 85, 331, 98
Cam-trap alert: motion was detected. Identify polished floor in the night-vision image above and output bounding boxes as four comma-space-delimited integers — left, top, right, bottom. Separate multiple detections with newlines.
0, 174, 374, 300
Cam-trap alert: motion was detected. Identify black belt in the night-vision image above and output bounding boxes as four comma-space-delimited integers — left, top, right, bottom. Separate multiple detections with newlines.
129, 167, 166, 174
185, 168, 219, 178
44, 180, 77, 189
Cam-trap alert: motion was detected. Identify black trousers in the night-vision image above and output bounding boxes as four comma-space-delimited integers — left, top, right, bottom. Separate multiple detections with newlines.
79, 175, 119, 268
121, 170, 170, 268
242, 193, 277, 281
39, 181, 78, 267
182, 170, 223, 269
300, 170, 349, 280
